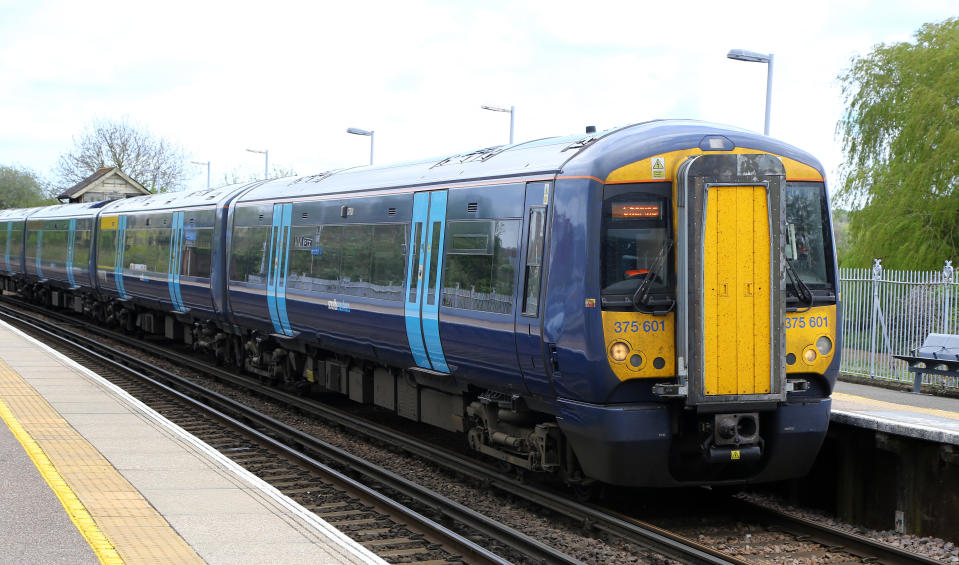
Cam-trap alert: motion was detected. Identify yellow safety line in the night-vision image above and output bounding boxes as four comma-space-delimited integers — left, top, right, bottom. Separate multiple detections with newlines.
833, 392, 959, 421
0, 397, 124, 565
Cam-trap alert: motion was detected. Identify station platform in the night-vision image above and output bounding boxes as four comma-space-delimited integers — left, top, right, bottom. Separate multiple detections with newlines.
832, 380, 959, 445
0, 319, 385, 565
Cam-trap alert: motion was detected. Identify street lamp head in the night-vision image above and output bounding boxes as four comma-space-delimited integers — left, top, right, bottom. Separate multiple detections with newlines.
727, 49, 771, 63
245, 148, 266, 154
481, 105, 511, 113
346, 127, 373, 136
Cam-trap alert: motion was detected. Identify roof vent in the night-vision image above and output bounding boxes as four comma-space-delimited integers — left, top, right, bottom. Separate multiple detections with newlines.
467, 202, 479, 213
585, 125, 596, 133
258, 214, 264, 223
387, 207, 397, 216
301, 212, 309, 219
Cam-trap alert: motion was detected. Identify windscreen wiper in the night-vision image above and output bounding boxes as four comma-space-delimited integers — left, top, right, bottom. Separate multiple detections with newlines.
632, 239, 675, 314
784, 255, 814, 311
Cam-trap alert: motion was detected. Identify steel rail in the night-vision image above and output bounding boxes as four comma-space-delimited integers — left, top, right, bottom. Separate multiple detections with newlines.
727, 498, 945, 565
0, 306, 584, 565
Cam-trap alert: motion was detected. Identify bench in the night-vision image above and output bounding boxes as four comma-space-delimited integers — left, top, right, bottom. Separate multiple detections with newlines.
893, 333, 959, 393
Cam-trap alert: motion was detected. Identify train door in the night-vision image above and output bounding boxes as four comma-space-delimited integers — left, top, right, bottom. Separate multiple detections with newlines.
404, 191, 450, 372
33, 223, 44, 280
515, 181, 552, 396
114, 215, 129, 299
168, 211, 186, 312
266, 203, 294, 336
676, 154, 786, 406
3, 222, 11, 273
66, 219, 77, 288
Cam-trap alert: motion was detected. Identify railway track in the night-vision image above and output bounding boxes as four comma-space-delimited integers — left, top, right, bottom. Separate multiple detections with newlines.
0, 296, 945, 565
0, 303, 576, 565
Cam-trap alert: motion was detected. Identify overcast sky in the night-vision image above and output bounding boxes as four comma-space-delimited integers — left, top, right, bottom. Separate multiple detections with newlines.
0, 0, 954, 192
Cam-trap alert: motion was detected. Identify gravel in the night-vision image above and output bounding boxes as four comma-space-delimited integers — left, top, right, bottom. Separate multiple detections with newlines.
739, 491, 959, 563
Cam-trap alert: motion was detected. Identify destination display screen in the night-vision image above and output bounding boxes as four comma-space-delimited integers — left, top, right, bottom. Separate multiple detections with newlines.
611, 202, 661, 219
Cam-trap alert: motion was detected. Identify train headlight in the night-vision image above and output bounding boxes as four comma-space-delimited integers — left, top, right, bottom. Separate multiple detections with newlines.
803, 348, 817, 364
609, 342, 630, 362
816, 336, 833, 355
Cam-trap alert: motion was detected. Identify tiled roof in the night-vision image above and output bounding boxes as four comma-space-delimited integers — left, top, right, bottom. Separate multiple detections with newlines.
57, 167, 116, 199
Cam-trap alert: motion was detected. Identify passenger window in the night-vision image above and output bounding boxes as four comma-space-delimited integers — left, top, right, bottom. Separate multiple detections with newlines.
287, 226, 317, 289
523, 207, 546, 316
98, 229, 117, 270
43, 228, 68, 266
372, 224, 408, 301
313, 225, 343, 292
74, 230, 91, 270
24, 223, 40, 268
230, 226, 270, 285
408, 222, 423, 302
340, 224, 373, 296
182, 227, 213, 279
443, 219, 520, 314
426, 222, 441, 305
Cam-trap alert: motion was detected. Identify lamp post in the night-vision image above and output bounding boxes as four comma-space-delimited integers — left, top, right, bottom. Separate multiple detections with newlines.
191, 160, 210, 188
726, 49, 774, 136
346, 127, 374, 165
481, 104, 515, 144
245, 148, 269, 180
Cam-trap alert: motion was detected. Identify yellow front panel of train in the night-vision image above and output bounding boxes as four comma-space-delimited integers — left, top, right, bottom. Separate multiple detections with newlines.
703, 185, 771, 395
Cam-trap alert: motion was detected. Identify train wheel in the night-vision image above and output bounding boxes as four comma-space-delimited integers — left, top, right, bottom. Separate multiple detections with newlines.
571, 483, 595, 502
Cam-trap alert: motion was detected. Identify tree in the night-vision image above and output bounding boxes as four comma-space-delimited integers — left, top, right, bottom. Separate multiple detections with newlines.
220, 165, 298, 186
0, 165, 57, 209
54, 117, 188, 193
836, 18, 959, 269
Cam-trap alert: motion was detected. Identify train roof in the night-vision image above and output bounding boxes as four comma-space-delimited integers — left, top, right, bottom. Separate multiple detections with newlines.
235, 120, 825, 204
27, 199, 114, 220
0, 207, 44, 221
99, 182, 261, 214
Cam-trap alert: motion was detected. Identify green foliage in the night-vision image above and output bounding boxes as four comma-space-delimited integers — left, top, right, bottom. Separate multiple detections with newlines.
0, 165, 57, 209
836, 18, 959, 269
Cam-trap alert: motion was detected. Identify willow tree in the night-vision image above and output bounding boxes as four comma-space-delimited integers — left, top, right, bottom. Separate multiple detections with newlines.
836, 18, 959, 269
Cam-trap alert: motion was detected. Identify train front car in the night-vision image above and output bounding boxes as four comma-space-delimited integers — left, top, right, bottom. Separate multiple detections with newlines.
553, 121, 839, 486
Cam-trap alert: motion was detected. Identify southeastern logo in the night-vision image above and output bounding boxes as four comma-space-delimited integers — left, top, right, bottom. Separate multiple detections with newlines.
327, 299, 350, 312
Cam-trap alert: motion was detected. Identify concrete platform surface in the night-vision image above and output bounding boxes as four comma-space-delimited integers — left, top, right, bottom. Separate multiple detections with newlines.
0, 319, 385, 565
0, 416, 99, 565
833, 380, 959, 445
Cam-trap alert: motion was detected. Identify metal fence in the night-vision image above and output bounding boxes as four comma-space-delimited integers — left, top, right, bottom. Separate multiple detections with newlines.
840, 259, 959, 389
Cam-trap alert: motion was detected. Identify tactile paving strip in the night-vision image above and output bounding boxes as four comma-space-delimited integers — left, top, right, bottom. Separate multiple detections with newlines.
0, 360, 205, 565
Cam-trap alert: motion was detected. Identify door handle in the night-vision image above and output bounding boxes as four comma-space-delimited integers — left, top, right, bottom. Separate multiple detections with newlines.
548, 343, 561, 374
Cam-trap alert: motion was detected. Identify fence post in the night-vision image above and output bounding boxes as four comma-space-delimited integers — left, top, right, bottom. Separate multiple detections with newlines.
870, 259, 883, 379
943, 260, 954, 334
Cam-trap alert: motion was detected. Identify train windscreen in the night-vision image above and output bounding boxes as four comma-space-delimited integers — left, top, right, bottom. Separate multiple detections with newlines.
784, 181, 834, 290
601, 183, 673, 306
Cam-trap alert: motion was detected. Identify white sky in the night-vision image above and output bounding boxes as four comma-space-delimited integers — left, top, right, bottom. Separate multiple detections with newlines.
0, 0, 955, 192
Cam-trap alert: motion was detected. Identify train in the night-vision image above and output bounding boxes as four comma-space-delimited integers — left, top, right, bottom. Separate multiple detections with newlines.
0, 120, 840, 487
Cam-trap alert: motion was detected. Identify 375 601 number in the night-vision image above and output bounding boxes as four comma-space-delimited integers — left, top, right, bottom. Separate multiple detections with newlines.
613, 320, 666, 333
785, 316, 828, 329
